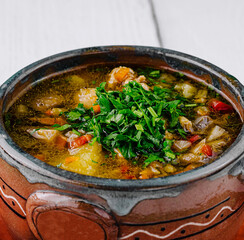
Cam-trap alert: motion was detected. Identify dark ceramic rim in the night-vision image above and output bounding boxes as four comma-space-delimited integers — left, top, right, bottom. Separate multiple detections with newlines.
0, 45, 243, 189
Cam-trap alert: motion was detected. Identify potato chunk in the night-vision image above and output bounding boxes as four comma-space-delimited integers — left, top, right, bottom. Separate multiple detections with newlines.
27, 128, 59, 142
62, 142, 104, 176
174, 82, 197, 98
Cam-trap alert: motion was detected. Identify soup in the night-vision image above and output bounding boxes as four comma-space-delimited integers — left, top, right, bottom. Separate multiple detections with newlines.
4, 66, 242, 179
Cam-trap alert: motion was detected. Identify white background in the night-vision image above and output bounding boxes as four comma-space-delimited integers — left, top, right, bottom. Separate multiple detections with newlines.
0, 0, 244, 84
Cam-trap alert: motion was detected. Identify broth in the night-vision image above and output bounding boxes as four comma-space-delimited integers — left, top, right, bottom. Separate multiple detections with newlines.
4, 66, 242, 179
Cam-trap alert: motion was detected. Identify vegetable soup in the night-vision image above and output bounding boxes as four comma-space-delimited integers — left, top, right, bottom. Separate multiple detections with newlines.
4, 66, 242, 179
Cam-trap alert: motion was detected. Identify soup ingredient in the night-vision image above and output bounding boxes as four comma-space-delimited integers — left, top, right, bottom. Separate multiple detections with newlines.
32, 95, 64, 112
201, 144, 213, 157
5, 66, 242, 179
27, 129, 59, 142
174, 82, 197, 98
61, 141, 104, 176
108, 66, 149, 90
209, 99, 234, 113
75, 88, 97, 109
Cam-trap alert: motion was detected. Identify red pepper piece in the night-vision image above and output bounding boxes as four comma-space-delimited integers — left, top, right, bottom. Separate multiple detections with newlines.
188, 135, 201, 143
209, 99, 234, 113
202, 144, 212, 157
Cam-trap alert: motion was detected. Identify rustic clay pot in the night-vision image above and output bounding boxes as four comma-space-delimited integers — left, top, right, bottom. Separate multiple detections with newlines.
0, 46, 243, 240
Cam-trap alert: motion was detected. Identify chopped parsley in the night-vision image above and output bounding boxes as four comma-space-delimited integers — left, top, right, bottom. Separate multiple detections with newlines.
55, 80, 187, 166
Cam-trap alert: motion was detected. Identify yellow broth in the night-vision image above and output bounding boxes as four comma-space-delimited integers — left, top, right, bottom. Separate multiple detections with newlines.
5, 66, 242, 179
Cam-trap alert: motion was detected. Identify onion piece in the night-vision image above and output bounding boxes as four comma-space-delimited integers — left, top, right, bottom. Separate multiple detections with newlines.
16, 104, 29, 116
179, 116, 194, 133
208, 138, 228, 153
190, 139, 206, 155
207, 125, 226, 142
194, 116, 213, 131
172, 140, 192, 152
65, 131, 79, 142
179, 153, 201, 165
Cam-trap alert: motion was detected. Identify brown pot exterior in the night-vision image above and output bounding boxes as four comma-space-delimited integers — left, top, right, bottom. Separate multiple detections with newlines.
0, 155, 243, 240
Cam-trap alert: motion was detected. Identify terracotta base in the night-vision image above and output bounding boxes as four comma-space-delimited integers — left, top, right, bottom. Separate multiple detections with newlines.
0, 215, 12, 240
0, 215, 244, 240
237, 221, 244, 240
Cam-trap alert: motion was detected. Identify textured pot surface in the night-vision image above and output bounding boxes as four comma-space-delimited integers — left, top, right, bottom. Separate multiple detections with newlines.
0, 46, 243, 240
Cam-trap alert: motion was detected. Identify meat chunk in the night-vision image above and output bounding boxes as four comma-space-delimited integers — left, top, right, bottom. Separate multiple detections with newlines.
107, 66, 149, 90
32, 95, 64, 112
74, 88, 97, 109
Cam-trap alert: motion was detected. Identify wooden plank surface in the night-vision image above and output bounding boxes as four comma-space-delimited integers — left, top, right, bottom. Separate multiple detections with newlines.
153, 0, 244, 84
0, 0, 159, 84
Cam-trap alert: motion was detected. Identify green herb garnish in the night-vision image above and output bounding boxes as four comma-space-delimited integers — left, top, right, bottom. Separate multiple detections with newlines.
54, 81, 186, 166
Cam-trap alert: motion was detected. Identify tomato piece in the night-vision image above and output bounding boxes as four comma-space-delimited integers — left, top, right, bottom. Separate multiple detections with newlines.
188, 135, 201, 143
201, 144, 212, 157
209, 99, 234, 113
69, 134, 93, 149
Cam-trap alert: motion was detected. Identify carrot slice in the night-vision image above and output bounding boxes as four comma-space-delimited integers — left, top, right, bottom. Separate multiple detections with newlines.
65, 156, 79, 164
114, 68, 130, 82
69, 134, 93, 149
55, 135, 67, 150
30, 117, 67, 126
92, 105, 101, 114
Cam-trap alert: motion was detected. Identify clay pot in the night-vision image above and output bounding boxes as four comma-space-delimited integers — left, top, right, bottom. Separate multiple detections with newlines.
0, 46, 243, 240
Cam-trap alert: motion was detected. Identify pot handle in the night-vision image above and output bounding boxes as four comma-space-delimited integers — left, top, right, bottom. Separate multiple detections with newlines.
26, 191, 118, 240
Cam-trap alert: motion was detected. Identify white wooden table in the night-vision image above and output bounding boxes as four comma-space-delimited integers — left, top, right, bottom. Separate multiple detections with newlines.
0, 0, 244, 85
